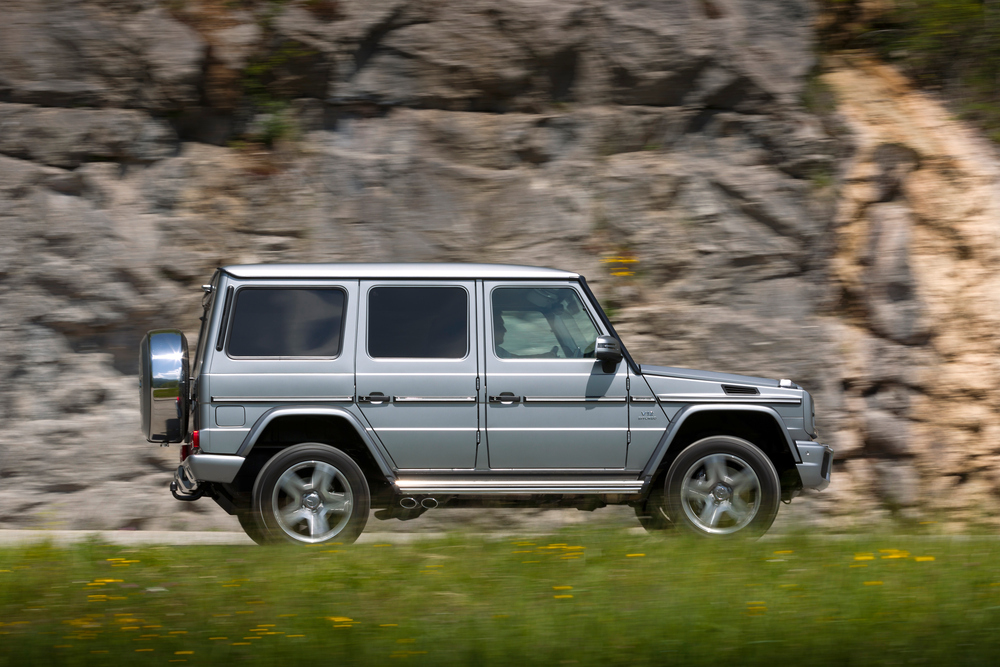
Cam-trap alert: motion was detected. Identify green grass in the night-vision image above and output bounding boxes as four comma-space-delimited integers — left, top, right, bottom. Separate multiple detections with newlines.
3, 529, 1000, 665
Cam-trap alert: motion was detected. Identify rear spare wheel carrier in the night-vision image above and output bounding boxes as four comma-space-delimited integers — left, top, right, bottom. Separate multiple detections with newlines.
139, 329, 190, 443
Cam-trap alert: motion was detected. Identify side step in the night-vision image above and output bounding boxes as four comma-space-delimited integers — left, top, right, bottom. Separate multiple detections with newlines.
393, 479, 645, 495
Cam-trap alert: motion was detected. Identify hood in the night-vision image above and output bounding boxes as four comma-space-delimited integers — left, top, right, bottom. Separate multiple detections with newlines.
639, 365, 780, 388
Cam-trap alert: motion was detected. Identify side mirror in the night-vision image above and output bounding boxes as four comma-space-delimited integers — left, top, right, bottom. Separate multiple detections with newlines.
595, 335, 623, 373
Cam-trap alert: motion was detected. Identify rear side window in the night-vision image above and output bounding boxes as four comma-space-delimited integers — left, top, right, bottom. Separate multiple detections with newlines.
368, 286, 468, 359
228, 288, 346, 357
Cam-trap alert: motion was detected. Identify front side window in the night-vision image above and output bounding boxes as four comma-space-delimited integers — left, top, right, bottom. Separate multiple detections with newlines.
228, 288, 346, 357
368, 286, 468, 359
492, 287, 599, 359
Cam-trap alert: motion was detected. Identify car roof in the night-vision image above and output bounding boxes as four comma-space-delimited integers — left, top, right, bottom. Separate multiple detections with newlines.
222, 263, 581, 280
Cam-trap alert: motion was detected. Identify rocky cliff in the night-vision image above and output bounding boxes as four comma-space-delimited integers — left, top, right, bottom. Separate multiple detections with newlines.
0, 0, 995, 532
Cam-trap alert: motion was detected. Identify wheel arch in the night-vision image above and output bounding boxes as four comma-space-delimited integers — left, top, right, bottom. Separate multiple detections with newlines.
641, 405, 801, 497
229, 407, 395, 502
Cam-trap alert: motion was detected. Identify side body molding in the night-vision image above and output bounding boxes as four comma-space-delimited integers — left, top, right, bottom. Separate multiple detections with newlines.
639, 404, 802, 482
235, 406, 397, 481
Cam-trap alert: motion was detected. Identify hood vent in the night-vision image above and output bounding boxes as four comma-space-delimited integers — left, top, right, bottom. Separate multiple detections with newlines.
722, 384, 759, 396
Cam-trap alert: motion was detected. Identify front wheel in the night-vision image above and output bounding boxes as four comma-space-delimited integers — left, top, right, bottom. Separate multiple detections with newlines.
664, 436, 780, 538
251, 443, 370, 545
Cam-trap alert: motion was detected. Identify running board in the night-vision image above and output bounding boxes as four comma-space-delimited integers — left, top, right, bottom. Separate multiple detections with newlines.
393, 479, 645, 495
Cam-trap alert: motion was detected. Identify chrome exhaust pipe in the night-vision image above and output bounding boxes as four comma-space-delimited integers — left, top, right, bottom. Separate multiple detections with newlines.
420, 497, 438, 509
399, 497, 419, 509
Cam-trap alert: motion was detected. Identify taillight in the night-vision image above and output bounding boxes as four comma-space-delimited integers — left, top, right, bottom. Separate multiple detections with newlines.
180, 431, 199, 462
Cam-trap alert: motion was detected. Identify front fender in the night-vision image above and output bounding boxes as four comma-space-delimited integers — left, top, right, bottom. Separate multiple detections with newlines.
235, 405, 396, 480
639, 403, 802, 481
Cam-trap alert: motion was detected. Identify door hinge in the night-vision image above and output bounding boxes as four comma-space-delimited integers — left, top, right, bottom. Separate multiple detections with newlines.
476, 431, 481, 444
627, 430, 631, 445
626, 377, 630, 391
476, 376, 480, 391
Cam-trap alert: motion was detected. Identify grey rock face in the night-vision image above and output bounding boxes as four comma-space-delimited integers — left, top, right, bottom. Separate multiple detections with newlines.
1, 0, 982, 532
0, 104, 177, 168
0, 0, 205, 110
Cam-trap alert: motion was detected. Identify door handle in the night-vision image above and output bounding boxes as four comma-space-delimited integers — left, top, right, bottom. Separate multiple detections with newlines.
488, 393, 522, 404
358, 392, 388, 405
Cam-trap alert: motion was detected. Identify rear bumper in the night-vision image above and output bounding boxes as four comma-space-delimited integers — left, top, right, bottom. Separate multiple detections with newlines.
795, 441, 833, 491
185, 453, 244, 483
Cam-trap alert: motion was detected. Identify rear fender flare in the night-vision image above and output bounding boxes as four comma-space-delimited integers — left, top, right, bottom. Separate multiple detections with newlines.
640, 404, 801, 483
235, 406, 396, 481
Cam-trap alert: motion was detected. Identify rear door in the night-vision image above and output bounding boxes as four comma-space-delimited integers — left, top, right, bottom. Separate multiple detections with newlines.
355, 281, 479, 470
483, 282, 628, 469
205, 280, 358, 454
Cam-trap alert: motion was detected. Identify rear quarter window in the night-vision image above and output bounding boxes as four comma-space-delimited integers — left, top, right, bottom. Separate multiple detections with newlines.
227, 288, 346, 357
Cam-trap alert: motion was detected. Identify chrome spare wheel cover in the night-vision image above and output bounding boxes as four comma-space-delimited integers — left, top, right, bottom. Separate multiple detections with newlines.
272, 460, 353, 543
680, 453, 761, 535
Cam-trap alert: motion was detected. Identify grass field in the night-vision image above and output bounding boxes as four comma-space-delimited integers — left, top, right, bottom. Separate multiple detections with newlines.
2, 528, 999, 666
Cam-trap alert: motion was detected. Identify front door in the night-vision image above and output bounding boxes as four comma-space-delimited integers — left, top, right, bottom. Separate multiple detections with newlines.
355, 281, 479, 470
484, 282, 628, 469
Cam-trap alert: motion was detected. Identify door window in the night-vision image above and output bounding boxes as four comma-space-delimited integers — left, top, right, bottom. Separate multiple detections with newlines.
367, 286, 468, 359
227, 288, 346, 358
492, 288, 599, 359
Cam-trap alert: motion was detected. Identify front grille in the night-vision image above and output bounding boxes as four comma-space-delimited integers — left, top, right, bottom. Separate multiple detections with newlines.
722, 384, 759, 395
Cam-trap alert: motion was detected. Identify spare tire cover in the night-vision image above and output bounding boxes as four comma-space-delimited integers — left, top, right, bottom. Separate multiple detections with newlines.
139, 329, 189, 443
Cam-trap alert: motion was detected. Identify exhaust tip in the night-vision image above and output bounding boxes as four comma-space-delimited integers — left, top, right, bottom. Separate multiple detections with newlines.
399, 497, 418, 509
420, 497, 438, 509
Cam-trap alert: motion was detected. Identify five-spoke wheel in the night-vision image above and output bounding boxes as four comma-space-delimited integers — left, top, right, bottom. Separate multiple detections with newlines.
664, 436, 779, 538
250, 443, 370, 545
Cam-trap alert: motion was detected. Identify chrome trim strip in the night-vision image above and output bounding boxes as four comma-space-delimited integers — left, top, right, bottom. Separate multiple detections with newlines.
372, 427, 477, 431
394, 479, 644, 494
522, 396, 627, 403
488, 427, 626, 431
212, 396, 355, 403
393, 396, 477, 403
656, 395, 802, 405
630, 396, 657, 403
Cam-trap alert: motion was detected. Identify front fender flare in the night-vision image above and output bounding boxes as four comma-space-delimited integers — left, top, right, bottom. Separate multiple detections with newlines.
639, 403, 801, 483
234, 405, 396, 480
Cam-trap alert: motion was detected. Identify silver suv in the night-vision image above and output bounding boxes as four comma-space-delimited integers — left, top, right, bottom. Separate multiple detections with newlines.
139, 263, 831, 544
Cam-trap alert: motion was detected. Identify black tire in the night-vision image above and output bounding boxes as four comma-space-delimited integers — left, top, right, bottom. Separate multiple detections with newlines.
664, 436, 780, 538
237, 510, 267, 546
251, 443, 370, 545
634, 478, 673, 532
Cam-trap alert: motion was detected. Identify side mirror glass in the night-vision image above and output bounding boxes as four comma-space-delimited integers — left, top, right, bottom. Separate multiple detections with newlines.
595, 335, 622, 372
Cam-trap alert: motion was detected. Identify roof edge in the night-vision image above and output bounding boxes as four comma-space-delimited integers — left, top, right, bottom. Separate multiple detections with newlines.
222, 262, 581, 281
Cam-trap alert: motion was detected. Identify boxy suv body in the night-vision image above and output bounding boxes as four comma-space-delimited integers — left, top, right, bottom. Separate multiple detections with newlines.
140, 263, 832, 543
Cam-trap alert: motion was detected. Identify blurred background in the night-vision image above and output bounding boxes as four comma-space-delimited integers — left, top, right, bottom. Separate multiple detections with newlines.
1, 0, 999, 533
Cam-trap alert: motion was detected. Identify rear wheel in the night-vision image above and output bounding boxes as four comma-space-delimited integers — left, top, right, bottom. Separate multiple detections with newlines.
251, 443, 370, 545
664, 436, 780, 538
236, 510, 267, 545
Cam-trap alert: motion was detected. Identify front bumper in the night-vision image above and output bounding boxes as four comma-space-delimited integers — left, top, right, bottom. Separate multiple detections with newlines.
794, 441, 833, 491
